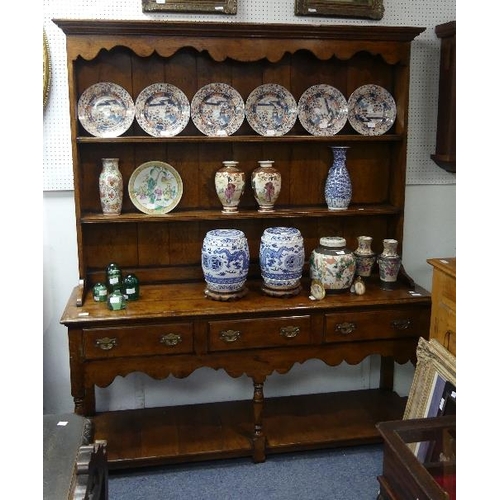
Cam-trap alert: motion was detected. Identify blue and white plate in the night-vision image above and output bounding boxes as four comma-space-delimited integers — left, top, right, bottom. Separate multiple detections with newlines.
135, 83, 190, 137
347, 84, 396, 136
245, 84, 298, 137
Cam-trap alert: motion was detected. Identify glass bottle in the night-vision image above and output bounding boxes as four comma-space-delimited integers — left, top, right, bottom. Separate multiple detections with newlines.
123, 273, 140, 301
106, 262, 122, 292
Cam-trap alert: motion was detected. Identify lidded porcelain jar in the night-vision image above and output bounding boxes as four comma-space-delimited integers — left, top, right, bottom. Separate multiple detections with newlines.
377, 238, 401, 289
201, 229, 250, 298
215, 160, 246, 214
259, 226, 304, 294
309, 236, 356, 293
251, 160, 281, 212
353, 235, 377, 277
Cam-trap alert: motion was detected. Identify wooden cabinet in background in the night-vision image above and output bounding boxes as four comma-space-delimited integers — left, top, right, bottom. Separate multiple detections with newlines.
431, 20, 456, 173
427, 258, 456, 356
56, 20, 431, 469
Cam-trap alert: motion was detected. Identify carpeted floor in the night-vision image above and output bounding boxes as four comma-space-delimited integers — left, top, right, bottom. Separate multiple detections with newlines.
108, 444, 383, 499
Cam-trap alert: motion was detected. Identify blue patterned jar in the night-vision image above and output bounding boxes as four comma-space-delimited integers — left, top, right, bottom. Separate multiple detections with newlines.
324, 146, 352, 211
201, 229, 250, 295
259, 227, 305, 292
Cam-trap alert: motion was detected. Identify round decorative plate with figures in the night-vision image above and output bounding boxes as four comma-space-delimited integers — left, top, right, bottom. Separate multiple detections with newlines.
135, 83, 190, 137
245, 84, 298, 136
77, 82, 135, 137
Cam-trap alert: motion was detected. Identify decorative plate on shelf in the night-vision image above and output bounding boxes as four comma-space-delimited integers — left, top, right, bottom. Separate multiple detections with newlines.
298, 84, 348, 136
190, 83, 245, 136
77, 82, 135, 137
128, 161, 183, 215
347, 84, 397, 136
135, 83, 190, 137
245, 84, 298, 136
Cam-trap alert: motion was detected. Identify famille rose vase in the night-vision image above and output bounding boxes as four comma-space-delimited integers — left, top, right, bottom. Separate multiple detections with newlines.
201, 229, 250, 297
251, 160, 282, 212
353, 235, 377, 277
377, 238, 402, 289
259, 227, 304, 294
324, 146, 352, 211
214, 160, 246, 214
99, 158, 123, 215
309, 236, 356, 293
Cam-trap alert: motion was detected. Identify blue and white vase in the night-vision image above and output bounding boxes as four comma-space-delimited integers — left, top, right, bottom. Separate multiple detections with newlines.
324, 146, 352, 211
259, 227, 304, 292
201, 229, 250, 295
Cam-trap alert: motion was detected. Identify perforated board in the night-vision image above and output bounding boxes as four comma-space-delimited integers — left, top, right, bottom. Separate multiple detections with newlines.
43, 0, 456, 191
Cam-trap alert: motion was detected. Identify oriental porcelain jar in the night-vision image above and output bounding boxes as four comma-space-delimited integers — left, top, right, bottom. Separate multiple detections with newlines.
201, 229, 250, 298
309, 236, 356, 293
251, 160, 281, 212
324, 146, 352, 211
353, 235, 377, 277
377, 239, 402, 289
215, 160, 246, 214
259, 227, 304, 295
99, 158, 123, 215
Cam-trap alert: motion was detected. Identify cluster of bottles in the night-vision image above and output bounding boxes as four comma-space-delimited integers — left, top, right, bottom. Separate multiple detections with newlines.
92, 262, 140, 310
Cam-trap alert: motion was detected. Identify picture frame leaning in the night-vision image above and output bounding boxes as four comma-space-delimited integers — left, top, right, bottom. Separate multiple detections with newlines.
142, 0, 237, 14
404, 337, 456, 421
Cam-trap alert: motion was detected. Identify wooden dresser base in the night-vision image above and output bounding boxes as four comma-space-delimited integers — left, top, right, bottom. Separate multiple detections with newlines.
94, 389, 405, 470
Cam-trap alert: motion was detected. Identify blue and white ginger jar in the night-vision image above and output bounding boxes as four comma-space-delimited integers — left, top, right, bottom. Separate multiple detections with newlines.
202, 229, 249, 294
324, 146, 352, 211
259, 227, 305, 291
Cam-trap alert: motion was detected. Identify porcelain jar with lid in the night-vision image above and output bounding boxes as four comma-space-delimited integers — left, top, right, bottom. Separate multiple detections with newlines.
309, 236, 356, 293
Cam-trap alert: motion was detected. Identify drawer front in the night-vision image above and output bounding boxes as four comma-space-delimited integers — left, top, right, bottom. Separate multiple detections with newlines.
208, 315, 311, 352
324, 308, 430, 343
431, 305, 456, 356
83, 322, 194, 359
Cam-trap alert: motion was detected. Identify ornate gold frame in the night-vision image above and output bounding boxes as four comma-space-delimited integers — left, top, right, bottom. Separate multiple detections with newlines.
404, 338, 456, 421
295, 0, 384, 20
43, 29, 51, 108
142, 0, 236, 14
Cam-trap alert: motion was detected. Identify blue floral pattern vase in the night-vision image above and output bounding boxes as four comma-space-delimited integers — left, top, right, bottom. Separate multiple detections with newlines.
259, 227, 304, 293
324, 146, 352, 210
201, 229, 249, 295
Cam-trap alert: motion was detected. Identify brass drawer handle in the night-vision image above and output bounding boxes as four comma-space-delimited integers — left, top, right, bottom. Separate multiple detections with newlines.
280, 326, 300, 338
391, 319, 411, 330
335, 322, 356, 335
95, 337, 117, 351
160, 333, 182, 347
220, 329, 241, 343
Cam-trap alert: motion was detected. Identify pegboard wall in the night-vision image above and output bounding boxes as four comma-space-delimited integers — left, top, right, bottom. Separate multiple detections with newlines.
43, 0, 456, 191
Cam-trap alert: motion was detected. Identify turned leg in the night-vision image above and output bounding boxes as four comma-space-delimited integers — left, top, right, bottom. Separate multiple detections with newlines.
379, 355, 394, 391
251, 378, 266, 463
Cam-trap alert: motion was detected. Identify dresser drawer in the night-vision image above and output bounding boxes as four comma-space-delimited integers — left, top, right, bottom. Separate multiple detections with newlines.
324, 308, 429, 343
208, 315, 311, 352
83, 322, 194, 359
431, 303, 456, 356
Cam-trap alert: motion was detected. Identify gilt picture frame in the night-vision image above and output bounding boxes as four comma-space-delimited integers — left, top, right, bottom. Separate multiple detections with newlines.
404, 338, 456, 421
295, 0, 384, 20
142, 0, 237, 14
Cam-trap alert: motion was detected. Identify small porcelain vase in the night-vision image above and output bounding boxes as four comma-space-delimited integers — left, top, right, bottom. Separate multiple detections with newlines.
309, 236, 356, 293
251, 160, 281, 212
201, 229, 250, 297
259, 227, 304, 294
353, 235, 377, 277
324, 146, 352, 211
377, 239, 402, 288
99, 158, 123, 216
215, 160, 246, 214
